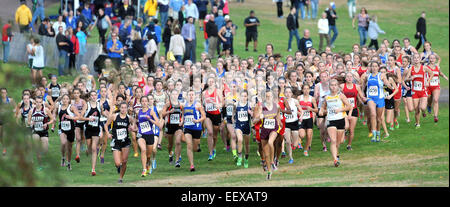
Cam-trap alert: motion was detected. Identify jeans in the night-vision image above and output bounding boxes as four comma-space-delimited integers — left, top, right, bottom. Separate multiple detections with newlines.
175, 55, 182, 63
288, 29, 300, 50
348, 1, 356, 18
416, 34, 427, 50
299, 2, 306, 19
160, 12, 168, 30
311, 0, 319, 19
368, 39, 379, 50
184, 39, 196, 63
58, 50, 69, 76
2, 41, 10, 63
358, 26, 368, 46
276, 2, 283, 17
329, 25, 338, 46
31, 6, 45, 32
204, 38, 209, 53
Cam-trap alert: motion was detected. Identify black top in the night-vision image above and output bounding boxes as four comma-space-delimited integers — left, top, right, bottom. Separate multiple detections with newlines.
325, 9, 337, 26
112, 113, 130, 140
162, 26, 172, 44
118, 4, 135, 20
299, 37, 313, 56
416, 17, 426, 35
132, 39, 145, 58
38, 23, 54, 37
286, 13, 298, 30
244, 16, 260, 33
206, 20, 218, 37
56, 33, 71, 52
178, 10, 185, 28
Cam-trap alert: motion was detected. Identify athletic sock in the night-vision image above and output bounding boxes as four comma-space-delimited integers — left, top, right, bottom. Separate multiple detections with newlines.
372, 130, 377, 138
232, 149, 237, 157
245, 154, 249, 160
238, 153, 242, 158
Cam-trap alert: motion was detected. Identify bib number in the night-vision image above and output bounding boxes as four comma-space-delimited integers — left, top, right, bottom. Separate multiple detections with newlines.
88, 116, 99, 127
430, 77, 439, 86
52, 88, 60, 97
285, 113, 295, 121
170, 114, 180, 124
206, 103, 216, 112
368, 86, 378, 97
184, 115, 195, 126
348, 98, 355, 108
263, 119, 276, 129
34, 122, 44, 131
116, 128, 127, 140
413, 81, 423, 91
226, 106, 233, 116
302, 110, 311, 119
237, 111, 248, 122
384, 90, 390, 99
140, 121, 151, 133
61, 121, 71, 131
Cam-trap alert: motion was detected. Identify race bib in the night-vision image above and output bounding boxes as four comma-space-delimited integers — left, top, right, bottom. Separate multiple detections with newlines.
263, 118, 276, 129
430, 77, 439, 86
170, 114, 180, 124
302, 110, 311, 119
413, 81, 423, 91
88, 116, 99, 127
52, 87, 60, 97
348, 98, 356, 108
100, 115, 107, 122
328, 106, 336, 116
368, 86, 378, 97
237, 111, 248, 122
184, 115, 195, 126
285, 113, 295, 121
116, 128, 127, 140
156, 102, 165, 110
206, 103, 216, 112
61, 121, 71, 131
384, 90, 390, 98
226, 106, 233, 116
34, 122, 44, 131
140, 121, 151, 133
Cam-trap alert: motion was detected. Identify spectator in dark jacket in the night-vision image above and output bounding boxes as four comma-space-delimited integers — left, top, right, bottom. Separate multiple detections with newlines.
129, 30, 145, 60
38, 18, 55, 37
118, 0, 136, 20
195, 0, 209, 30
286, 7, 300, 52
415, 11, 427, 50
325, 2, 338, 47
206, 14, 218, 59
162, 17, 173, 55
299, 29, 313, 56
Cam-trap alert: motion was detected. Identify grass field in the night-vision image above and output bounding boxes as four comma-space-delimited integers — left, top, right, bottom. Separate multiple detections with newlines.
0, 0, 448, 186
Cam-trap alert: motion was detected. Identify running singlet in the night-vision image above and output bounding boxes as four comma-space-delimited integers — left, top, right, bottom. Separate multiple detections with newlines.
342, 83, 358, 109
325, 94, 346, 121
317, 82, 330, 109
152, 105, 160, 135
153, 91, 166, 112
261, 102, 279, 131
31, 107, 49, 133
411, 65, 427, 98
299, 95, 313, 120
284, 98, 299, 123
20, 104, 32, 127
167, 103, 182, 125
98, 98, 110, 122
427, 65, 441, 90
84, 102, 101, 130
204, 89, 221, 115
183, 101, 202, 131
138, 77, 145, 88
137, 108, 154, 135
277, 98, 286, 136
112, 113, 130, 141
58, 104, 75, 133
49, 83, 61, 101
235, 102, 250, 126
73, 100, 85, 124
367, 73, 384, 100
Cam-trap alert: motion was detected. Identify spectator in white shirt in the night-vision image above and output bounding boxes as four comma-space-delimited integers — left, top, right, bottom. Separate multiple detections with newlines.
318, 12, 330, 52
52, 15, 67, 34
184, 0, 199, 21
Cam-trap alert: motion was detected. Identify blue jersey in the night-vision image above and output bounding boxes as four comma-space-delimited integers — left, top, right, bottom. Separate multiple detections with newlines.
183, 101, 202, 131
234, 103, 250, 127
367, 73, 384, 100
152, 105, 160, 136
137, 108, 153, 135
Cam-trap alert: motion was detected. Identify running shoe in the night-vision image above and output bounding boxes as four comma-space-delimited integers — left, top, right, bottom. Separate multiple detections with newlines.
288, 159, 294, 164
256, 150, 261, 157
281, 151, 286, 158
141, 169, 147, 177
212, 149, 216, 158
175, 161, 181, 168
237, 157, 242, 166
275, 158, 279, 167
323, 147, 327, 152
92, 170, 96, 176
61, 158, 66, 167
371, 137, 377, 142
117, 165, 121, 174
298, 143, 303, 150
291, 144, 295, 150
208, 154, 213, 161
67, 163, 72, 171
118, 179, 123, 184
152, 160, 157, 170
178, 156, 182, 162
169, 155, 174, 165
190, 165, 195, 172
75, 155, 80, 163
368, 132, 373, 138
263, 164, 268, 171
134, 152, 139, 158
266, 172, 272, 180
233, 155, 238, 163
2, 148, 5, 156
384, 134, 390, 139
389, 124, 394, 131
157, 144, 162, 150
346, 145, 352, 151
149, 166, 153, 174
271, 163, 278, 171
395, 120, 400, 129
100, 157, 104, 164
260, 160, 265, 166
337, 155, 340, 161
334, 160, 340, 167
434, 116, 439, 123
427, 106, 432, 114
415, 124, 421, 129
304, 151, 309, 157
244, 159, 249, 168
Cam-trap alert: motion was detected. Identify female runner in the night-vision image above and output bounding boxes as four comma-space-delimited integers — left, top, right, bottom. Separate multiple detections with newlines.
233, 90, 253, 168
72, 88, 87, 163
426, 54, 448, 122
161, 89, 184, 167
298, 84, 318, 156
283, 87, 303, 164
202, 77, 223, 161
55, 94, 79, 171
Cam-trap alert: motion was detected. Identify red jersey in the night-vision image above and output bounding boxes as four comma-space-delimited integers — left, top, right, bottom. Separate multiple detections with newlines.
204, 89, 221, 115
357, 66, 367, 77
411, 65, 426, 93
342, 83, 358, 109
299, 95, 313, 120
427, 65, 441, 88
277, 97, 286, 136
138, 77, 145, 88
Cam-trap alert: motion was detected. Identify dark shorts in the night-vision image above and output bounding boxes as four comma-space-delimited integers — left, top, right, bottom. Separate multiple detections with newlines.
206, 113, 222, 126
235, 123, 251, 135
32, 66, 44, 70
166, 123, 182, 135
184, 128, 202, 139
33, 130, 49, 138
137, 133, 155, 145
300, 118, 314, 130
285, 121, 300, 131
347, 108, 359, 117
327, 118, 345, 130
317, 113, 326, 119
199, 10, 207, 19
75, 122, 85, 129
111, 138, 131, 151
246, 31, 258, 42
385, 98, 395, 110
223, 43, 232, 51
28, 59, 33, 69
85, 128, 101, 139
61, 130, 75, 142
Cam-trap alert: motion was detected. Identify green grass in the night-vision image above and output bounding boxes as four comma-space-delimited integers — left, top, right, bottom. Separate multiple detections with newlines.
1, 0, 448, 186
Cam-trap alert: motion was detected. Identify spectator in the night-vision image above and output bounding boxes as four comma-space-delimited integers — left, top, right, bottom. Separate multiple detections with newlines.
76, 7, 90, 32
158, 0, 170, 29
26, 37, 35, 83
31, 38, 45, 85
106, 32, 124, 69
76, 25, 87, 72
129, 30, 145, 61
104, 0, 115, 17
274, 0, 283, 18
31, 0, 45, 32
297, 0, 306, 20
2, 20, 13, 63
206, 14, 218, 58
352, 7, 369, 46
145, 31, 158, 73
224, 15, 236, 54
182, 16, 197, 63
185, 0, 199, 22
195, 0, 209, 30
56, 26, 72, 76
347, 0, 356, 18
118, 0, 136, 21
310, 0, 319, 19
153, 18, 162, 44
299, 29, 313, 56
162, 17, 173, 55
66, 10, 78, 30
223, 0, 229, 15
168, 27, 186, 63
38, 18, 55, 37
68, 28, 79, 75
218, 20, 235, 57
178, 5, 186, 28
202, 14, 210, 53
213, 0, 224, 11
415, 11, 427, 50
367, 16, 385, 51
318, 12, 330, 52
211, 6, 218, 17
244, 10, 260, 52
81, 2, 93, 23
15, 0, 32, 33
325, 2, 338, 48
215, 10, 225, 54
170, 0, 184, 20
92, 7, 112, 52
119, 18, 133, 46
286, 7, 300, 52
53, 15, 67, 34
144, 0, 158, 19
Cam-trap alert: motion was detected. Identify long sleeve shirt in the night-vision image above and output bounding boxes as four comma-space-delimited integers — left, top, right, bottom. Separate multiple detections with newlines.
181, 23, 196, 40
318, 18, 329, 34
184, 3, 199, 20
169, 0, 184, 12
368, 21, 385, 40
